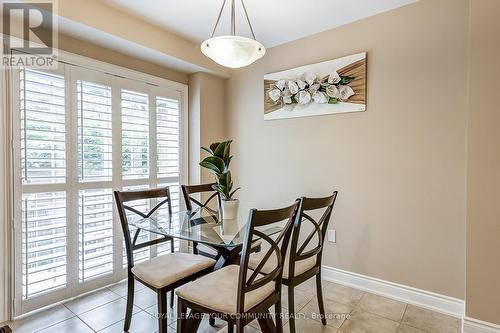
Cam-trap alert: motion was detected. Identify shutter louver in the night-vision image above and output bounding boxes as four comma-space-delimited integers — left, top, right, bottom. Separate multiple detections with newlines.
156, 97, 180, 179
79, 189, 114, 282
22, 192, 67, 299
77, 81, 113, 182
20, 68, 66, 184
121, 90, 149, 180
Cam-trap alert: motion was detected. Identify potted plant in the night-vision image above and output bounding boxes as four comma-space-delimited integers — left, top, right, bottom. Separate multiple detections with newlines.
199, 140, 241, 219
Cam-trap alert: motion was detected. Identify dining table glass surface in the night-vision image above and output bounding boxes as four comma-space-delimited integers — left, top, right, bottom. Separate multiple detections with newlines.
128, 205, 286, 248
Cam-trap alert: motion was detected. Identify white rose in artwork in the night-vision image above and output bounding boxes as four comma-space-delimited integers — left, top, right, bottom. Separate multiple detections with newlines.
275, 79, 286, 91
268, 88, 281, 102
288, 80, 299, 94
328, 71, 341, 84
296, 79, 306, 90
325, 85, 340, 98
309, 83, 320, 95
297, 90, 311, 105
337, 85, 355, 100
312, 91, 328, 104
303, 73, 317, 86
282, 88, 293, 104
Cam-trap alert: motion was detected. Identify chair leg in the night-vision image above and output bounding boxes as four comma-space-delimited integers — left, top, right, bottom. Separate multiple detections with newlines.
177, 298, 187, 333
193, 241, 199, 254
275, 301, 284, 333
227, 323, 234, 333
316, 273, 327, 325
257, 310, 277, 333
236, 319, 244, 333
287, 285, 296, 333
157, 290, 168, 333
170, 290, 174, 309
124, 276, 134, 332
209, 315, 215, 326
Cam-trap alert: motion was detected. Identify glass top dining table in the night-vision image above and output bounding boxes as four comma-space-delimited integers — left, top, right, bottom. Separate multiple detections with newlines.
129, 205, 285, 267
129, 205, 285, 268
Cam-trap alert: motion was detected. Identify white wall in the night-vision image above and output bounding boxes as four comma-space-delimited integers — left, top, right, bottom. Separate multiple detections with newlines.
226, 0, 468, 299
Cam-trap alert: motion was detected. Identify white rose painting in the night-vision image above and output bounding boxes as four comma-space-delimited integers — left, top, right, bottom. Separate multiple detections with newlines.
264, 52, 366, 120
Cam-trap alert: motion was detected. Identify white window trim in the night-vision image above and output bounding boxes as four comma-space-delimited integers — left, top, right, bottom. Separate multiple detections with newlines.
6, 45, 189, 317
1, 67, 14, 323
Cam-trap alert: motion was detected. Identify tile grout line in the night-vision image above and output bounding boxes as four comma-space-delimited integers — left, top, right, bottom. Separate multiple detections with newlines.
94, 309, 147, 332
62, 302, 97, 332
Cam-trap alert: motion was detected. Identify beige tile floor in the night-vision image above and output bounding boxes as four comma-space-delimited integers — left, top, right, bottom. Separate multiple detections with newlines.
2, 277, 461, 333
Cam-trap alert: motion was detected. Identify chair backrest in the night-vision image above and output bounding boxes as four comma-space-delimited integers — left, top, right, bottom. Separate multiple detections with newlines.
114, 187, 173, 270
237, 201, 300, 314
181, 183, 221, 215
288, 192, 338, 278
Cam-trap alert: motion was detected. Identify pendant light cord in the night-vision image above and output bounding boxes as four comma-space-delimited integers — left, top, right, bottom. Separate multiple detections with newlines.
231, 0, 236, 35
211, 0, 227, 38
210, 0, 257, 40
241, 0, 256, 40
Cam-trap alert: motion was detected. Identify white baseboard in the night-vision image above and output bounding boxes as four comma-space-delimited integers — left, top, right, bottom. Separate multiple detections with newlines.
321, 265, 465, 318
463, 317, 500, 333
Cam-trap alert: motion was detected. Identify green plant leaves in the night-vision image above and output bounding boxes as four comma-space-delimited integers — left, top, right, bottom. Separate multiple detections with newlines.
201, 146, 213, 155
339, 76, 354, 85
328, 98, 339, 104
199, 140, 240, 200
229, 187, 241, 198
199, 156, 225, 174
213, 140, 232, 159
209, 142, 220, 153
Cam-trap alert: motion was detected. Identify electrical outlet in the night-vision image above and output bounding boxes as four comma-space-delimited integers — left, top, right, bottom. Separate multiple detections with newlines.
327, 229, 336, 243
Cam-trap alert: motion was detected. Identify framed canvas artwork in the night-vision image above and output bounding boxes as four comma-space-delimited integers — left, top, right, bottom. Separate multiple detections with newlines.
264, 52, 366, 120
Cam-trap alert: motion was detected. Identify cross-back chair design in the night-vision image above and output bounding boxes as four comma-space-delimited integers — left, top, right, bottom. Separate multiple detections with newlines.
285, 192, 338, 333
176, 201, 301, 333
181, 183, 222, 257
114, 187, 216, 333
182, 183, 221, 215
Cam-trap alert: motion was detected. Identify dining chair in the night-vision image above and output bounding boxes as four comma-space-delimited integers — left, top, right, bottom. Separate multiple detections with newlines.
248, 192, 338, 333
182, 183, 262, 259
181, 183, 221, 257
176, 201, 301, 333
114, 187, 217, 333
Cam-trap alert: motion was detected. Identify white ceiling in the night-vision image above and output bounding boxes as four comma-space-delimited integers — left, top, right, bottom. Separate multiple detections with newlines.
103, 0, 417, 48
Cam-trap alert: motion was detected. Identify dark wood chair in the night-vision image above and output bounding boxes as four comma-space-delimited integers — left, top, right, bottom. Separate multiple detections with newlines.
181, 183, 221, 257
249, 192, 338, 333
176, 201, 301, 333
181, 183, 221, 215
114, 187, 216, 333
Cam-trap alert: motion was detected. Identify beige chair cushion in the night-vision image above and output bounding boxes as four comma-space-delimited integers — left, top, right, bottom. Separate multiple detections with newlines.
248, 251, 317, 279
176, 265, 275, 314
131, 253, 215, 289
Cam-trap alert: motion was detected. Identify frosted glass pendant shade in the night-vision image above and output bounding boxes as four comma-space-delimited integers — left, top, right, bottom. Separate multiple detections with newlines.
201, 35, 266, 68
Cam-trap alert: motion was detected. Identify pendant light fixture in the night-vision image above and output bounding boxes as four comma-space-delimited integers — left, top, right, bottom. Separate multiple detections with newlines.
201, 0, 265, 68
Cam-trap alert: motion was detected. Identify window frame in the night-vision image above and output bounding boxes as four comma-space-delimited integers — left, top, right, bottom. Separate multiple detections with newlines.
10, 50, 189, 316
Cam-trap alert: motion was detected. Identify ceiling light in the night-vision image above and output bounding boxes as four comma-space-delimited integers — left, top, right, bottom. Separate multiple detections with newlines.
201, 0, 265, 69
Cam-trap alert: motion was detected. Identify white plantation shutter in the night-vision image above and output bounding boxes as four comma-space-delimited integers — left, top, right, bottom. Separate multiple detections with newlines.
22, 192, 67, 299
13, 61, 187, 315
19, 67, 68, 301
20, 68, 66, 184
156, 96, 180, 179
121, 90, 149, 180
77, 80, 113, 182
78, 189, 114, 282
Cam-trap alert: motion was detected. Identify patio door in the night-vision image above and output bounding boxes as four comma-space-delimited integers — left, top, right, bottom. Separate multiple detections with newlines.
11, 60, 187, 315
